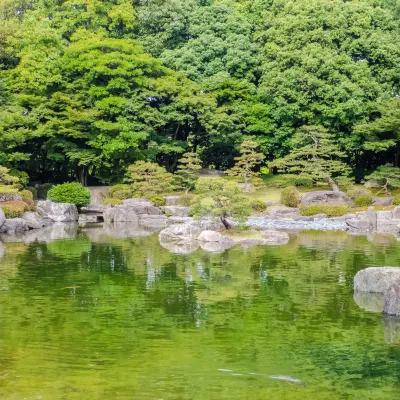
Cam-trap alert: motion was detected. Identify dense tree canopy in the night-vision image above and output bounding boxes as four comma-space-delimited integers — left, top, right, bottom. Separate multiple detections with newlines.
0, 0, 399, 185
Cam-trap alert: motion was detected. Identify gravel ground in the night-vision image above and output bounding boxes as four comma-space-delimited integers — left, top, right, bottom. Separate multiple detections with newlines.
247, 217, 348, 231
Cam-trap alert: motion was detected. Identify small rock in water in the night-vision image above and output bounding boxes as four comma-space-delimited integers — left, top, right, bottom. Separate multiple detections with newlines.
269, 375, 305, 386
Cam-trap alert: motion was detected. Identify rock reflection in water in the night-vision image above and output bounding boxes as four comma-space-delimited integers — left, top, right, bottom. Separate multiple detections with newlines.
382, 315, 400, 344
159, 238, 200, 254
353, 292, 384, 313
103, 222, 160, 238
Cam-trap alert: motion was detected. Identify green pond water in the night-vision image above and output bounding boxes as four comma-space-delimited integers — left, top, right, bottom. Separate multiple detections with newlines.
1, 227, 400, 399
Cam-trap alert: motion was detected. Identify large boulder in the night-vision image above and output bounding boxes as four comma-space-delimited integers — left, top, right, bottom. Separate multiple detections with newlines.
261, 230, 290, 245
139, 215, 168, 228
354, 267, 400, 293
373, 197, 393, 206
122, 199, 162, 215
103, 206, 139, 223
0, 192, 22, 202
159, 223, 201, 243
300, 191, 352, 206
197, 230, 224, 242
364, 179, 380, 189
163, 206, 191, 217
167, 217, 194, 225
0, 218, 29, 234
37, 200, 78, 222
0, 207, 5, 228
191, 218, 225, 231
22, 212, 48, 229
384, 284, 400, 316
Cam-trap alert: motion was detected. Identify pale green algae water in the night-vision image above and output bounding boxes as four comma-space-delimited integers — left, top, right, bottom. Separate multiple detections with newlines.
1, 228, 400, 399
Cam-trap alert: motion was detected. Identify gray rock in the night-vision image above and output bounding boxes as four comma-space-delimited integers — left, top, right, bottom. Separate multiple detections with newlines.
373, 197, 393, 206
0, 218, 29, 234
393, 206, 400, 219
377, 211, 393, 220
78, 214, 101, 224
353, 292, 384, 313
384, 283, 400, 316
346, 218, 372, 232
0, 241, 4, 259
366, 207, 377, 231
139, 215, 168, 228
377, 219, 400, 234
300, 191, 352, 206
22, 212, 47, 229
364, 179, 380, 189
191, 218, 225, 231
0, 207, 5, 228
159, 223, 201, 243
103, 206, 139, 223
312, 213, 328, 220
164, 196, 180, 206
37, 200, 79, 222
0, 192, 22, 202
354, 267, 400, 293
264, 208, 300, 219
163, 206, 191, 217
261, 230, 290, 245
123, 199, 163, 215
197, 230, 224, 242
167, 217, 194, 225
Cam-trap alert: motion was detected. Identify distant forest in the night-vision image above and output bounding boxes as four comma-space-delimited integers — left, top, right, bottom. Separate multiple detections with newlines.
1, 0, 400, 185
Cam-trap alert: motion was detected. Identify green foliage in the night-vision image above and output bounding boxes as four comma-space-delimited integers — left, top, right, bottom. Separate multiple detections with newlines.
354, 194, 374, 207
270, 126, 351, 189
300, 204, 350, 217
0, 166, 19, 185
26, 186, 37, 200
1, 200, 27, 218
178, 193, 195, 207
174, 151, 202, 191
280, 186, 301, 208
103, 197, 122, 207
109, 184, 131, 197
112, 190, 132, 200
263, 174, 313, 188
347, 189, 372, 200
251, 199, 266, 212
10, 169, 29, 187
19, 189, 33, 200
0, 185, 18, 193
47, 182, 91, 205
191, 178, 252, 227
227, 138, 265, 184
366, 165, 400, 194
22, 197, 35, 211
393, 195, 400, 206
126, 161, 174, 198
151, 196, 166, 207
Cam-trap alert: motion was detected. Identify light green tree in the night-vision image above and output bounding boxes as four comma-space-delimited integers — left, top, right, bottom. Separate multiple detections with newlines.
191, 177, 252, 229
227, 137, 265, 186
269, 126, 351, 191
125, 161, 174, 198
174, 151, 202, 191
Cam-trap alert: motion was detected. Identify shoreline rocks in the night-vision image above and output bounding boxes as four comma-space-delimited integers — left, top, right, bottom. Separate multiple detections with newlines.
300, 191, 352, 206
37, 200, 78, 222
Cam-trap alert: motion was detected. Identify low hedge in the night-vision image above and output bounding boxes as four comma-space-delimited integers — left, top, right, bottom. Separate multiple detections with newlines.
354, 193, 373, 207
103, 197, 122, 207
19, 189, 33, 200
178, 193, 195, 207
300, 204, 350, 217
47, 182, 91, 205
347, 188, 372, 200
151, 196, 166, 207
393, 195, 400, 206
280, 186, 301, 207
1, 200, 28, 218
112, 189, 132, 200
251, 199, 267, 212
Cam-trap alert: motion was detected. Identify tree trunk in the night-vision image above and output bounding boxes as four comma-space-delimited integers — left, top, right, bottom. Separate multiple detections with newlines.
220, 216, 232, 230
77, 167, 88, 186
327, 177, 339, 192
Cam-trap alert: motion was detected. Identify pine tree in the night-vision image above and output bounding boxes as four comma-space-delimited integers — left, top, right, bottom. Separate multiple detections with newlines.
174, 151, 202, 191
227, 138, 265, 186
366, 165, 400, 195
269, 125, 351, 191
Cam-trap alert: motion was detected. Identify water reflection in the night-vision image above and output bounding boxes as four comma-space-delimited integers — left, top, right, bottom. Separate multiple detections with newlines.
0, 227, 400, 398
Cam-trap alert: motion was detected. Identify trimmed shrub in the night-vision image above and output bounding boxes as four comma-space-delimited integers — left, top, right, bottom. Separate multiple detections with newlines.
151, 196, 166, 207
393, 195, 400, 206
263, 174, 313, 188
178, 193, 195, 207
249, 177, 265, 189
19, 189, 33, 200
112, 189, 132, 200
26, 186, 37, 200
1, 200, 28, 218
300, 204, 349, 217
109, 184, 131, 198
47, 182, 91, 205
354, 194, 373, 207
22, 198, 35, 211
103, 197, 122, 207
251, 199, 267, 212
0, 185, 18, 193
36, 183, 53, 199
347, 188, 372, 200
280, 186, 301, 207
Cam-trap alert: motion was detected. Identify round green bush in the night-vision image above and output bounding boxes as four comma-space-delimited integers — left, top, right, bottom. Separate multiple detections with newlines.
280, 186, 301, 207
19, 189, 33, 200
109, 184, 131, 197
103, 197, 122, 207
251, 199, 267, 212
393, 195, 400, 206
112, 189, 132, 200
300, 204, 349, 217
354, 193, 373, 207
178, 193, 195, 207
151, 196, 166, 207
47, 182, 91, 205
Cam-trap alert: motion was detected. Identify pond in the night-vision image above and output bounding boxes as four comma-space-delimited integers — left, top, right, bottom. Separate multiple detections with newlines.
1, 227, 400, 399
